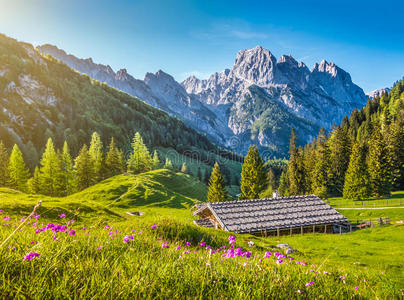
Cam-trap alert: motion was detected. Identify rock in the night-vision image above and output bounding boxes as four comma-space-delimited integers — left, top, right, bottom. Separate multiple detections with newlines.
276, 244, 291, 249
286, 248, 297, 254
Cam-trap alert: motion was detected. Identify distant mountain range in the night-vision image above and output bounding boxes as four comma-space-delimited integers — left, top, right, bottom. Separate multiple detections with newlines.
39, 45, 368, 156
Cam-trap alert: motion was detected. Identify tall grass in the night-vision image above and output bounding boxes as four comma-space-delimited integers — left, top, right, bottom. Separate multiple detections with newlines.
0, 211, 401, 299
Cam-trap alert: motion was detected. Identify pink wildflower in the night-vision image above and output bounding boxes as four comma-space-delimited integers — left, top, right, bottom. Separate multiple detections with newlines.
242, 262, 248, 267
23, 252, 40, 261
340, 276, 346, 280
176, 246, 181, 250
186, 242, 191, 247
305, 282, 314, 287
104, 225, 111, 229
68, 230, 76, 236
297, 290, 303, 294
200, 242, 206, 247
161, 242, 169, 249
3, 216, 10, 221
354, 286, 359, 290
97, 246, 103, 250
264, 251, 272, 258
276, 259, 283, 264
151, 224, 157, 229
59, 213, 66, 218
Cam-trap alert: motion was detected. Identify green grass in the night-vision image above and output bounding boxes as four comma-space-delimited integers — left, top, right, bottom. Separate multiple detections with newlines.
0, 173, 403, 298
328, 191, 404, 208
337, 208, 404, 223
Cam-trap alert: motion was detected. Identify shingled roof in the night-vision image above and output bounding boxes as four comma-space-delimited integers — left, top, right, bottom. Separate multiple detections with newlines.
193, 195, 348, 233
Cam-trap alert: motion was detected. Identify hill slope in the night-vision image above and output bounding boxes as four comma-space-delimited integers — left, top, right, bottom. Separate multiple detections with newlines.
0, 34, 226, 168
0, 169, 207, 220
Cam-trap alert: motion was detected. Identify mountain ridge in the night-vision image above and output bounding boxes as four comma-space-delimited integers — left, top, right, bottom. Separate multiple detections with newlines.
38, 44, 368, 156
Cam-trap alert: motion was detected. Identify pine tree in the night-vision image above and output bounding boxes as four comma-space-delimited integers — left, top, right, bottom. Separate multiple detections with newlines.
311, 129, 331, 199
39, 138, 62, 196
287, 130, 306, 195
127, 132, 152, 174
203, 169, 210, 185
240, 145, 265, 199
74, 145, 95, 191
0, 141, 9, 186
197, 167, 202, 181
207, 162, 228, 202
368, 126, 392, 197
278, 169, 289, 196
343, 142, 372, 201
267, 167, 276, 191
7, 144, 29, 192
181, 162, 188, 174
163, 158, 173, 170
89, 132, 104, 182
60, 141, 76, 195
329, 126, 352, 195
105, 138, 124, 177
152, 150, 160, 170
28, 167, 41, 194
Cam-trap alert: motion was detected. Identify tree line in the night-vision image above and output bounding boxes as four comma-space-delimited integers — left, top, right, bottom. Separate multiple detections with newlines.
278, 79, 403, 200
0, 132, 176, 196
207, 79, 403, 202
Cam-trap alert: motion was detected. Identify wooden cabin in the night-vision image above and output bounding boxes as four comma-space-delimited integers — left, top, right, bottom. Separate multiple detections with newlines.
193, 195, 349, 235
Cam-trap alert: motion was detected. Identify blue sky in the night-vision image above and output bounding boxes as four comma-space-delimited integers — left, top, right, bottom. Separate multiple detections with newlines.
0, 0, 403, 91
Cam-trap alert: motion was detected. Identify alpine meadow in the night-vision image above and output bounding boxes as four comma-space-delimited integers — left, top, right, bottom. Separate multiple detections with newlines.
0, 1, 403, 299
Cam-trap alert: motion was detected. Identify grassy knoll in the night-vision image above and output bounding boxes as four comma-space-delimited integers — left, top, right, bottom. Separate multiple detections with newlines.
0, 172, 403, 298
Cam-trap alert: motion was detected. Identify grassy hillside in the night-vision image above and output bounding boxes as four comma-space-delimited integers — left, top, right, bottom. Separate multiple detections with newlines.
0, 174, 403, 298
0, 169, 206, 221
0, 33, 235, 168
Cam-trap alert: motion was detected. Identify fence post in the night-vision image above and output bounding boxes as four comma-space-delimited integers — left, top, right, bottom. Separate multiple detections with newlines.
313, 225, 315, 233
324, 225, 327, 233
350, 224, 352, 233
290, 226, 292, 236
301, 226, 303, 235
277, 228, 280, 237
339, 225, 342, 234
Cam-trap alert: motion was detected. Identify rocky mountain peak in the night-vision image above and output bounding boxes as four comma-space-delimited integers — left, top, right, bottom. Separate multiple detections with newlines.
231, 46, 278, 85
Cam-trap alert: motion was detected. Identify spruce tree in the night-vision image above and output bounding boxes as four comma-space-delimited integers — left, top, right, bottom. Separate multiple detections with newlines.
203, 169, 210, 185
207, 162, 228, 202
197, 167, 202, 181
181, 162, 188, 174
0, 141, 9, 186
287, 130, 306, 195
127, 132, 152, 174
329, 126, 351, 195
39, 138, 62, 196
7, 144, 29, 192
278, 170, 289, 196
74, 145, 95, 191
89, 132, 104, 182
240, 145, 265, 199
28, 167, 41, 194
152, 150, 160, 170
61, 141, 76, 195
343, 142, 372, 201
163, 158, 173, 170
311, 129, 331, 199
368, 127, 392, 197
105, 138, 124, 177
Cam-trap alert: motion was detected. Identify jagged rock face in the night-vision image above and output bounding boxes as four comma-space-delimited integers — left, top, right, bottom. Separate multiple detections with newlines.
38, 44, 368, 156
182, 47, 367, 154
366, 88, 390, 99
